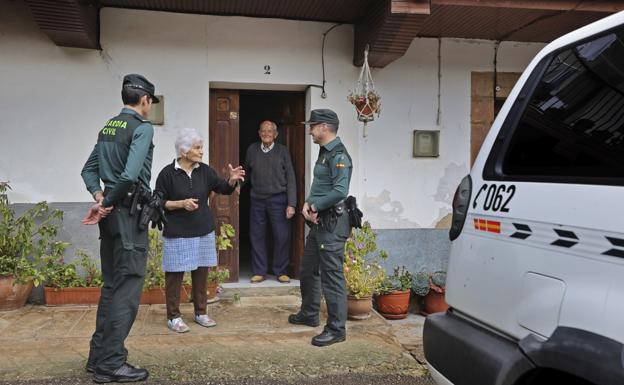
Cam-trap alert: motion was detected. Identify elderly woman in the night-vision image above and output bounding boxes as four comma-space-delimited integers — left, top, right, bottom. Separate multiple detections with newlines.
155, 128, 245, 333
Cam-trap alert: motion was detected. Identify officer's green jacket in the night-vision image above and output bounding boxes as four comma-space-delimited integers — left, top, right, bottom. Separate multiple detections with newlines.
81, 108, 154, 207
306, 136, 352, 212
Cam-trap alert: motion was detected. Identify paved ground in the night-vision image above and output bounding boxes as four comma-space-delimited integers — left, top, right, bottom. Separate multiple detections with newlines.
0, 288, 431, 384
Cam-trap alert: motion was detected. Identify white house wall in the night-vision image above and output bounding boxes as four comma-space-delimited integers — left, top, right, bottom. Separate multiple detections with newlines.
0, 2, 544, 231
364, 38, 544, 229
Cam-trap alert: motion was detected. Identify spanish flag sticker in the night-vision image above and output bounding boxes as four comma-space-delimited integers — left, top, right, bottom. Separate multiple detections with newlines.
473, 218, 501, 234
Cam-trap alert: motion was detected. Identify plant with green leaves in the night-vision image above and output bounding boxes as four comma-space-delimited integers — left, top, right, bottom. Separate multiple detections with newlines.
0, 182, 63, 286
144, 229, 165, 290
430, 271, 446, 293
216, 223, 235, 252
343, 221, 387, 299
76, 250, 103, 288
207, 266, 230, 285
42, 246, 104, 289
377, 276, 396, 296
412, 270, 447, 296
378, 266, 413, 295
41, 242, 79, 289
207, 223, 235, 286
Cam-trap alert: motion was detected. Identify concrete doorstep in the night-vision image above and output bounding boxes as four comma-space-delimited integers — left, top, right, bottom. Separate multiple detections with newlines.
0, 291, 430, 384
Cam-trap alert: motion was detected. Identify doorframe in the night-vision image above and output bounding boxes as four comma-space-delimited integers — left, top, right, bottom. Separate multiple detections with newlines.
470, 72, 521, 166
208, 84, 309, 281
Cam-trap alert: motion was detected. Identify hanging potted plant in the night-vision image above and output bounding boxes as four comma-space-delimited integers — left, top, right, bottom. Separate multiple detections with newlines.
343, 221, 387, 320
348, 45, 381, 126
412, 270, 448, 315
375, 266, 413, 320
348, 90, 381, 122
0, 182, 61, 311
42, 247, 103, 306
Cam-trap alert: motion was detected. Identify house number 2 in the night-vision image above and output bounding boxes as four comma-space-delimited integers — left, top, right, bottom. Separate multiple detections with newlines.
264, 65, 271, 75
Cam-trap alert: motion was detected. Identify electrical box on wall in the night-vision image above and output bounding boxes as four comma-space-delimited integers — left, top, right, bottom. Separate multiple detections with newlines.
148, 95, 164, 125
413, 129, 440, 157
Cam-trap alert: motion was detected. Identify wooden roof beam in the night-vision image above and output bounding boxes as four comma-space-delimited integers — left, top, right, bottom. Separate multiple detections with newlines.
26, 0, 100, 49
431, 0, 624, 13
354, 0, 430, 68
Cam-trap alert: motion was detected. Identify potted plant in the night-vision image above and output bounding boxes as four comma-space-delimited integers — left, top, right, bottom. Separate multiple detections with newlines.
412, 270, 448, 315
216, 223, 235, 253
0, 182, 62, 311
348, 47, 381, 124
206, 266, 229, 301
375, 266, 413, 320
343, 221, 387, 320
348, 89, 381, 122
206, 223, 235, 302
42, 247, 103, 306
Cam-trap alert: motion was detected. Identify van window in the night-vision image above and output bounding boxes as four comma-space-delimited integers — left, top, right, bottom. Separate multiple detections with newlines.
502, 28, 624, 181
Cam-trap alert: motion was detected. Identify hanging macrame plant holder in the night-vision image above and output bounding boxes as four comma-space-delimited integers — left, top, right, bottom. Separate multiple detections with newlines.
348, 45, 380, 137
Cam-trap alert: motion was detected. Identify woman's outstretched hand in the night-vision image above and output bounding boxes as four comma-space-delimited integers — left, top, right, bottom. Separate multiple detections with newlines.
227, 164, 246, 186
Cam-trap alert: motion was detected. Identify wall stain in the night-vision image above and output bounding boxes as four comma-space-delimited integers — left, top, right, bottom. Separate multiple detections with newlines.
430, 162, 468, 228
435, 213, 452, 229
362, 190, 421, 228
99, 49, 122, 82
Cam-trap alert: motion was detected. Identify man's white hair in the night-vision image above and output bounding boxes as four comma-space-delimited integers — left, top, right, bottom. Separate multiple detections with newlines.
175, 128, 203, 158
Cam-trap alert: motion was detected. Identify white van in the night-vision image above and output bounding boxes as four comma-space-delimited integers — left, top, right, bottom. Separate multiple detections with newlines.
423, 10, 624, 385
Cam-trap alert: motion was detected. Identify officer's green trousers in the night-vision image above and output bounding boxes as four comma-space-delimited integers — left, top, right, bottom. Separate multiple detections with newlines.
299, 214, 351, 334
89, 206, 148, 372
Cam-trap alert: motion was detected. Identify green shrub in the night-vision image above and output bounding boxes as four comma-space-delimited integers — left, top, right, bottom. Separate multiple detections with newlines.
0, 182, 63, 286
144, 229, 165, 290
207, 266, 229, 285
42, 247, 103, 289
344, 221, 387, 299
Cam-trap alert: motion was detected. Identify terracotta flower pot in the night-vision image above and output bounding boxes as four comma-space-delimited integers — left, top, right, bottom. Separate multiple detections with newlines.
354, 100, 375, 122
207, 282, 218, 300
0, 276, 33, 311
376, 290, 410, 319
422, 291, 449, 315
44, 287, 101, 306
140, 286, 191, 305
347, 294, 372, 320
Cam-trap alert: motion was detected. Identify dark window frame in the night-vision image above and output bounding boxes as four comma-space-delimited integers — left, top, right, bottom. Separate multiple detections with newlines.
483, 25, 624, 187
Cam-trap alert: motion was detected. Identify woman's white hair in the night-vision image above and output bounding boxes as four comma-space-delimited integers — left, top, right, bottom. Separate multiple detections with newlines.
175, 128, 203, 158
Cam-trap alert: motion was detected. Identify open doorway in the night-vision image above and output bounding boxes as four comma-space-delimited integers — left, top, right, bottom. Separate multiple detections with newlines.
239, 90, 306, 282
209, 88, 306, 282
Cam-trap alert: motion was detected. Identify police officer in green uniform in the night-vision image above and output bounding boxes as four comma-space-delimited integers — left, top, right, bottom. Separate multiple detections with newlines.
288, 109, 352, 347
80, 74, 159, 383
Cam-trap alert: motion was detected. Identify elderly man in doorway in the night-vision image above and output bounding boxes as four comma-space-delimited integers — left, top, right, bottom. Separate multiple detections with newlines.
244, 120, 297, 283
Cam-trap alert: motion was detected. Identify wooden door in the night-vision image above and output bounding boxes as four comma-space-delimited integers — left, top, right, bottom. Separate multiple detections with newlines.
209, 90, 240, 282
471, 72, 521, 166
278, 94, 306, 278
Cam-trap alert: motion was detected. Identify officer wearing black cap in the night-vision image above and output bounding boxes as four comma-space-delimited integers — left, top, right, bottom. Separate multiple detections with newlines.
288, 108, 353, 347
80, 73, 159, 383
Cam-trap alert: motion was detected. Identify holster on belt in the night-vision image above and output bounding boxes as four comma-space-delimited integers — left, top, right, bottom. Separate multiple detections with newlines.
316, 201, 346, 232
138, 190, 167, 231
345, 195, 363, 229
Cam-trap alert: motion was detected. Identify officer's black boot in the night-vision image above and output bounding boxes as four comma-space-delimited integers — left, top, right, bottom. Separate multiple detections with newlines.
288, 312, 320, 327
85, 361, 96, 373
311, 329, 346, 347
93, 363, 149, 383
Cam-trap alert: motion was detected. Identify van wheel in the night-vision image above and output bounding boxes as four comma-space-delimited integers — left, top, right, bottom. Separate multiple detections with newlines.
517, 369, 595, 385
